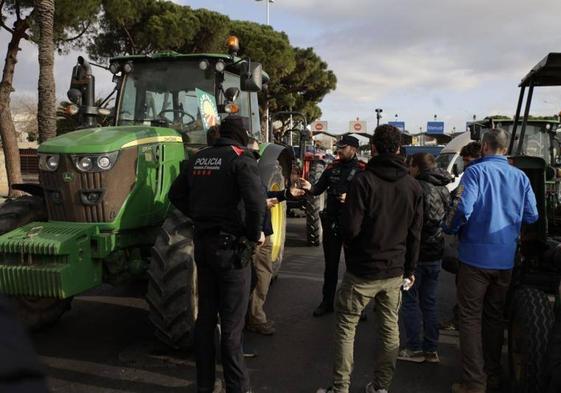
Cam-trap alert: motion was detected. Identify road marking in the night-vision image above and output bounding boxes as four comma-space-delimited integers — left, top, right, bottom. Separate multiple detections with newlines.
279, 271, 323, 282
40, 356, 192, 387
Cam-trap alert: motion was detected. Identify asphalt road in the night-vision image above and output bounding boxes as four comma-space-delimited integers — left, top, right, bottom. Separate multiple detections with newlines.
32, 218, 467, 393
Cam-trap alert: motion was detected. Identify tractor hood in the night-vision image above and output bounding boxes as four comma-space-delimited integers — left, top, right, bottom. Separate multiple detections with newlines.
38, 126, 183, 154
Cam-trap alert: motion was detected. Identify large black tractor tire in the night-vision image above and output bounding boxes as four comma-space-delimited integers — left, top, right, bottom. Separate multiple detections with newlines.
268, 163, 287, 278
508, 287, 555, 393
305, 160, 325, 247
0, 196, 72, 330
146, 208, 197, 350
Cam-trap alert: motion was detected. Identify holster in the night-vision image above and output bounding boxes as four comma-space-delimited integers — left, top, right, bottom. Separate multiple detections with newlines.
236, 236, 257, 269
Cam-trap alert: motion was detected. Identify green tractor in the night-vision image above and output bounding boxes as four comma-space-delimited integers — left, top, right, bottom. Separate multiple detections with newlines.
469, 53, 561, 392
0, 37, 293, 349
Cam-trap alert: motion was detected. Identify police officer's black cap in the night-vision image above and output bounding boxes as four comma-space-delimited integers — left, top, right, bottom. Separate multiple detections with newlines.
336, 135, 360, 148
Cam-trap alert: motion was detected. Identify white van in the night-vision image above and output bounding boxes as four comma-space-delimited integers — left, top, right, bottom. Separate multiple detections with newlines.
435, 132, 474, 191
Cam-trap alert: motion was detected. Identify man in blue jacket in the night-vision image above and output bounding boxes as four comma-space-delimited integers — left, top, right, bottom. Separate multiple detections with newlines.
444, 129, 538, 393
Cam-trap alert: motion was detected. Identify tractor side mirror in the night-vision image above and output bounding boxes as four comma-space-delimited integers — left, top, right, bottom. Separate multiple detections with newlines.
452, 163, 460, 177
67, 88, 82, 105
470, 124, 481, 141
240, 61, 263, 92
225, 87, 240, 102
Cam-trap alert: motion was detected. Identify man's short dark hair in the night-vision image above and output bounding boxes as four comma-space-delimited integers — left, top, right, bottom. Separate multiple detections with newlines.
482, 128, 509, 152
460, 141, 481, 159
372, 124, 401, 154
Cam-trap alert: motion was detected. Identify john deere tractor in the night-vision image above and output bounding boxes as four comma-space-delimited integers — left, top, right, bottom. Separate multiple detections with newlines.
469, 53, 561, 392
0, 37, 292, 349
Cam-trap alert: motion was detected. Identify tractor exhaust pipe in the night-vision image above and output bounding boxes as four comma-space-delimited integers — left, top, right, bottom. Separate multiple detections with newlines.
67, 56, 97, 128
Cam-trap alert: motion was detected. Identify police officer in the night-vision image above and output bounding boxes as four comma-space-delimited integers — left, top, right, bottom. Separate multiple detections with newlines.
169, 116, 266, 393
301, 135, 365, 317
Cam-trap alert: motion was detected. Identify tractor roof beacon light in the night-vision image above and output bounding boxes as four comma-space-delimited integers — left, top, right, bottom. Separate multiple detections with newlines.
227, 36, 240, 56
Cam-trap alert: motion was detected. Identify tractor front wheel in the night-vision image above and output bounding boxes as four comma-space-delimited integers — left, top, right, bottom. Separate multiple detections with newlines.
305, 160, 325, 246
146, 208, 197, 350
0, 195, 72, 330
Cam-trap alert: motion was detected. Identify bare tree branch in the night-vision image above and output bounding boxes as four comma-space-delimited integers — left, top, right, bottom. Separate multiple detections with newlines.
63, 20, 92, 42
15, 0, 21, 20
121, 24, 136, 54
0, 20, 14, 35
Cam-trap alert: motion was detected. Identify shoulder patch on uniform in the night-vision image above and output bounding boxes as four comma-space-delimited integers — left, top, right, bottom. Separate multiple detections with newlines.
231, 145, 245, 157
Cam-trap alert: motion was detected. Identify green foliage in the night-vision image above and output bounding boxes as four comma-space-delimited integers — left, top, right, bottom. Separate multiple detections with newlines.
277, 47, 337, 122
484, 115, 512, 120
83, 0, 336, 126
182, 8, 230, 53
88, 0, 199, 60
2, 0, 102, 48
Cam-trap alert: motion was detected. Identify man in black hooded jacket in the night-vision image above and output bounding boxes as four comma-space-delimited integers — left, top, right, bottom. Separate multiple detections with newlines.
316, 124, 423, 393
169, 115, 266, 393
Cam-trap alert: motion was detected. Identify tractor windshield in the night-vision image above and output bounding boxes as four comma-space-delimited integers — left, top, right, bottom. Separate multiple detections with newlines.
117, 61, 214, 144
480, 122, 554, 165
504, 124, 552, 164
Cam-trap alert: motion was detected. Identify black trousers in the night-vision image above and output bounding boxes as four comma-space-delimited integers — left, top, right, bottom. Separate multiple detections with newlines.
194, 235, 251, 393
321, 224, 344, 306
457, 262, 512, 391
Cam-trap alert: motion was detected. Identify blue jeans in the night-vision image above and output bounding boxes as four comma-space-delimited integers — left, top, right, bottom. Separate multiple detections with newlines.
401, 261, 441, 352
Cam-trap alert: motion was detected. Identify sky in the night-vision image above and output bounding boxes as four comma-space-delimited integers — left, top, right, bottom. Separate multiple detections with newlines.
2, 0, 561, 134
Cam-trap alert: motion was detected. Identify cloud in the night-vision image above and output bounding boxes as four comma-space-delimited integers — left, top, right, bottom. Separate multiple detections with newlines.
3, 0, 561, 133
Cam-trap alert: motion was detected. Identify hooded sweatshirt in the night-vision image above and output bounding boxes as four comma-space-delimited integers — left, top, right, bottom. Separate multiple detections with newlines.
416, 168, 453, 263
342, 154, 424, 279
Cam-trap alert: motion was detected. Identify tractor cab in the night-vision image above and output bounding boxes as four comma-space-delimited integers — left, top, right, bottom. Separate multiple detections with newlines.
67, 37, 267, 145
110, 54, 265, 145
494, 52, 561, 392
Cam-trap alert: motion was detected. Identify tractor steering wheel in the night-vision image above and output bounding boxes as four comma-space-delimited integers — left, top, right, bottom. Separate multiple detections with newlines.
157, 109, 196, 127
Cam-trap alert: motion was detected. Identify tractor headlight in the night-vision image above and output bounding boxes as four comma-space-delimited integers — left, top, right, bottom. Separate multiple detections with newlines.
38, 154, 60, 172
122, 62, 133, 74
97, 156, 111, 170
109, 62, 120, 74
78, 157, 93, 171
72, 151, 119, 172
199, 59, 209, 71
215, 60, 225, 73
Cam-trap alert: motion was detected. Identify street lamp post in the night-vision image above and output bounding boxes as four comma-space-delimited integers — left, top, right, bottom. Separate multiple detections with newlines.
255, 0, 274, 26
375, 108, 383, 127
255, 0, 275, 142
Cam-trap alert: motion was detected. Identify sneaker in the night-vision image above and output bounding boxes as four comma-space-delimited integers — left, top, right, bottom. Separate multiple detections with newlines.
242, 344, 257, 358
313, 302, 334, 317
246, 321, 276, 335
439, 318, 458, 331
397, 348, 425, 363
424, 351, 440, 363
365, 382, 388, 393
451, 382, 485, 393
